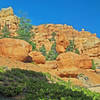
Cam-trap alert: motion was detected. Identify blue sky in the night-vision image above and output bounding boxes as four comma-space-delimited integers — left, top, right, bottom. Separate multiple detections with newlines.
0, 0, 100, 38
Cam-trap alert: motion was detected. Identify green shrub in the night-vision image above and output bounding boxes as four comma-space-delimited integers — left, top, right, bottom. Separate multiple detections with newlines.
0, 68, 100, 100
75, 48, 80, 54
46, 42, 58, 60
1, 25, 10, 38
66, 40, 75, 52
29, 41, 36, 51
49, 32, 56, 42
0, 68, 47, 97
24, 83, 93, 100
16, 17, 34, 42
66, 40, 80, 54
0, 94, 14, 100
91, 59, 96, 70
39, 45, 47, 56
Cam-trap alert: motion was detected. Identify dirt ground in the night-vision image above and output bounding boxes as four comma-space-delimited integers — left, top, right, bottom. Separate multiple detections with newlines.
0, 56, 100, 93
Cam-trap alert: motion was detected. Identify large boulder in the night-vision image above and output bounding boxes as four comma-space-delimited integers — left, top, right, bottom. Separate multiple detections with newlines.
56, 52, 92, 69
29, 51, 46, 64
56, 52, 92, 78
57, 66, 79, 78
0, 38, 32, 61
56, 33, 69, 53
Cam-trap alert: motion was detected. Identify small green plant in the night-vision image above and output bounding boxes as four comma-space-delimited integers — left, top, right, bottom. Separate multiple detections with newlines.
75, 48, 80, 54
1, 25, 10, 38
46, 42, 58, 60
91, 59, 96, 70
66, 40, 80, 54
49, 32, 56, 41
16, 17, 34, 42
29, 41, 36, 51
0, 66, 8, 73
39, 44, 46, 56
67, 79, 72, 89
78, 73, 84, 77
66, 40, 75, 52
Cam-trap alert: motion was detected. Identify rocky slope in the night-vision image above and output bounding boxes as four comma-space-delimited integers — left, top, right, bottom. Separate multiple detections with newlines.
0, 7, 100, 93
32, 24, 100, 66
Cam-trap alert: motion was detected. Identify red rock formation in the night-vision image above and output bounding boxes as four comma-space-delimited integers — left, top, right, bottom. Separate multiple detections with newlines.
56, 33, 69, 53
0, 7, 19, 32
56, 52, 92, 69
29, 51, 46, 64
0, 38, 32, 61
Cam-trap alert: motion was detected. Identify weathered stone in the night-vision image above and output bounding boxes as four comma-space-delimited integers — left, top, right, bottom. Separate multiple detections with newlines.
56, 33, 69, 53
29, 51, 46, 64
0, 7, 19, 32
56, 45, 65, 53
0, 38, 32, 61
57, 66, 79, 78
56, 52, 92, 69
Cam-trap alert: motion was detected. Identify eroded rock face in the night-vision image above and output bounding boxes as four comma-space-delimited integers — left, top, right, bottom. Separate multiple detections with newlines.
56, 52, 92, 78
57, 66, 79, 78
56, 33, 69, 53
0, 38, 32, 61
56, 52, 92, 69
83, 42, 100, 58
31, 24, 74, 52
29, 51, 46, 64
31, 24, 100, 54
0, 7, 19, 32
82, 42, 100, 67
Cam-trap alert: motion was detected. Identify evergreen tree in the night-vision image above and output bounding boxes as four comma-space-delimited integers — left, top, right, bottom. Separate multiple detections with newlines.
1, 25, 10, 38
39, 45, 46, 56
46, 42, 58, 60
17, 17, 34, 42
49, 32, 56, 41
29, 41, 36, 51
66, 40, 80, 54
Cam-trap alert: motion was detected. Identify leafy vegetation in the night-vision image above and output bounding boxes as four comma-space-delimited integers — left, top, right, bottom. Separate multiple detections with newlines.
29, 41, 36, 51
16, 17, 34, 42
0, 68, 48, 97
0, 68, 100, 100
49, 32, 56, 41
39, 44, 47, 56
91, 59, 96, 70
66, 40, 80, 54
0, 94, 15, 100
38, 42, 58, 60
0, 25, 10, 38
75, 48, 80, 54
46, 42, 58, 60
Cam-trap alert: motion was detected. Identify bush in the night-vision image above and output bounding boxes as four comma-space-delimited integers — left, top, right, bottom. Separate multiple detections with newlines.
0, 94, 14, 100
29, 41, 36, 51
0, 68, 47, 97
1, 25, 10, 38
91, 59, 96, 70
46, 42, 58, 60
0, 68, 100, 100
16, 17, 34, 42
66, 40, 75, 52
49, 32, 56, 42
75, 48, 80, 54
39, 45, 46, 56
66, 40, 80, 54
